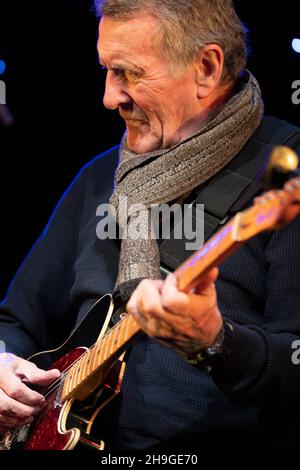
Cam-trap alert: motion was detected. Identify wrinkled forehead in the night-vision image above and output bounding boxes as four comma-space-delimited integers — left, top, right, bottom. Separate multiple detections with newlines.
97, 13, 162, 63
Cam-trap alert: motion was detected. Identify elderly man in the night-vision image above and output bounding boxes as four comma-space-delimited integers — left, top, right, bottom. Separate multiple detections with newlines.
1, 0, 300, 451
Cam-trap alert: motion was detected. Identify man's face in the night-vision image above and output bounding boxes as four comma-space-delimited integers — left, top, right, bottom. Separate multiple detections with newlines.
97, 12, 201, 154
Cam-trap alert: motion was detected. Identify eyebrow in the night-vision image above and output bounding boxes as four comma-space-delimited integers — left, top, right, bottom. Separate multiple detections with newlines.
98, 57, 144, 74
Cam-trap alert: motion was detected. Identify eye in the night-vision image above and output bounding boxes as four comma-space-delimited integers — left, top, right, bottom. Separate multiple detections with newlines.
124, 70, 142, 84
111, 68, 142, 84
112, 68, 126, 81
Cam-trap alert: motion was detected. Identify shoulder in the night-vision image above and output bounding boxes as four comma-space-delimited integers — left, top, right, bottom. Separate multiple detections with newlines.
63, 145, 120, 200
86, 145, 120, 171
253, 116, 300, 153
47, 145, 120, 221
80, 145, 120, 181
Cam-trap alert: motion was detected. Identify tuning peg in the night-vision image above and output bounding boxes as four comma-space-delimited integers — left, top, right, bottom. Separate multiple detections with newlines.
262, 146, 299, 189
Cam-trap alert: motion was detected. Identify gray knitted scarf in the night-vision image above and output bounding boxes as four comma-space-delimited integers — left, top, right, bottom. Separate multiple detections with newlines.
110, 71, 264, 303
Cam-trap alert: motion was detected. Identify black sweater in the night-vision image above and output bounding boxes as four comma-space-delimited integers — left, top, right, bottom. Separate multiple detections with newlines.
1, 146, 300, 450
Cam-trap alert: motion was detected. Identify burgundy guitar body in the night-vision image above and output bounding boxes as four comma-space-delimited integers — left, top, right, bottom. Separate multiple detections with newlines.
0, 295, 125, 451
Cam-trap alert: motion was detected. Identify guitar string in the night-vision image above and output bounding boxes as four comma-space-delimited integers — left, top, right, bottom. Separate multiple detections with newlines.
41, 315, 130, 400
27, 185, 300, 406
42, 319, 125, 399
38, 209, 216, 399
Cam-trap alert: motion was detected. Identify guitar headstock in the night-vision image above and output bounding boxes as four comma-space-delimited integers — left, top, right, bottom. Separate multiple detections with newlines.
232, 175, 300, 242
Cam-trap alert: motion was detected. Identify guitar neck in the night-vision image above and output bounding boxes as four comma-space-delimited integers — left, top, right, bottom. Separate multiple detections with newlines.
62, 216, 240, 402
62, 314, 141, 401
176, 219, 239, 292
62, 176, 300, 401
175, 194, 291, 291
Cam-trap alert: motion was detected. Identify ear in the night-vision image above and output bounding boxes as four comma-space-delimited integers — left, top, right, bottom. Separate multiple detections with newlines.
195, 44, 224, 99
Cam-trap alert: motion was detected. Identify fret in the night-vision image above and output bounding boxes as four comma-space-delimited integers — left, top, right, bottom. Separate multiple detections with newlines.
72, 355, 84, 388
86, 345, 96, 377
189, 222, 232, 267
92, 340, 103, 373
63, 315, 140, 400
131, 317, 140, 336
61, 312, 141, 401
176, 221, 235, 291
112, 322, 126, 355
56, 371, 65, 406
116, 322, 123, 349
64, 346, 95, 398
65, 364, 76, 396
76, 351, 89, 385
70, 360, 81, 392
63, 374, 70, 397
176, 176, 300, 292
110, 324, 119, 356
61, 161, 300, 402
102, 329, 112, 365
124, 315, 131, 343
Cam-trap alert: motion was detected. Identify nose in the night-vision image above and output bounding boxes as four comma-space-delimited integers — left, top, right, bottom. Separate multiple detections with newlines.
103, 71, 131, 110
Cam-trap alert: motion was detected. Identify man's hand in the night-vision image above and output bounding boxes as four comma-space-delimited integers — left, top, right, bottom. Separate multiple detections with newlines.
126, 267, 223, 357
0, 353, 60, 433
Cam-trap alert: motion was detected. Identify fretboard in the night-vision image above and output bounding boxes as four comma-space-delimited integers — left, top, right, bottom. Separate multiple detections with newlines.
61, 185, 299, 402
62, 313, 141, 401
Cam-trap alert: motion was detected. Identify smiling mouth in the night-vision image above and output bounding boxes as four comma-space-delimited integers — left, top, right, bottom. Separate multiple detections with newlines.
121, 116, 144, 121
119, 112, 147, 122
124, 118, 149, 125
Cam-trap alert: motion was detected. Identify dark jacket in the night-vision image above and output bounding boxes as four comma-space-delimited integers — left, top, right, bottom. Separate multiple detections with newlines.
1, 131, 300, 451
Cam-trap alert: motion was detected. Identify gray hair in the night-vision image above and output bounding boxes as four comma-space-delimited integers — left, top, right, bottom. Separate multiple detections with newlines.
95, 0, 249, 83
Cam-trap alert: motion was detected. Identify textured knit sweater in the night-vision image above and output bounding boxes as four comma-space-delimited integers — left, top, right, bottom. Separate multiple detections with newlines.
1, 137, 300, 451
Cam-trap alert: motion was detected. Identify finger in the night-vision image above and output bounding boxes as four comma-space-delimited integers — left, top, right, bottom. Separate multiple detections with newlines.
0, 413, 34, 429
148, 279, 164, 291
16, 416, 35, 428
126, 280, 167, 337
162, 273, 217, 317
0, 371, 45, 407
138, 280, 166, 316
282, 204, 300, 224
0, 413, 20, 428
163, 269, 218, 300
127, 279, 164, 318
16, 360, 61, 387
126, 287, 140, 315
162, 274, 203, 316
0, 388, 41, 421
162, 273, 191, 312
194, 267, 219, 294
0, 352, 17, 367
133, 279, 196, 338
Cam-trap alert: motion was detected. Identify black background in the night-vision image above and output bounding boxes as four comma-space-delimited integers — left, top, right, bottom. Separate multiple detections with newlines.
0, 0, 299, 298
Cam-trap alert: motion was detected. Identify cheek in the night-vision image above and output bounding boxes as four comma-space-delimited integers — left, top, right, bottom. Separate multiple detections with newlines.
134, 89, 159, 114
133, 81, 183, 132
134, 83, 168, 115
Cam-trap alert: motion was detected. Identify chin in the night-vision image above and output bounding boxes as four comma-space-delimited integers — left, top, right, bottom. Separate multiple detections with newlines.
127, 133, 162, 154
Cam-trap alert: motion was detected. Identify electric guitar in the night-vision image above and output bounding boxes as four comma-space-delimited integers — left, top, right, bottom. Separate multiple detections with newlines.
1, 146, 300, 450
